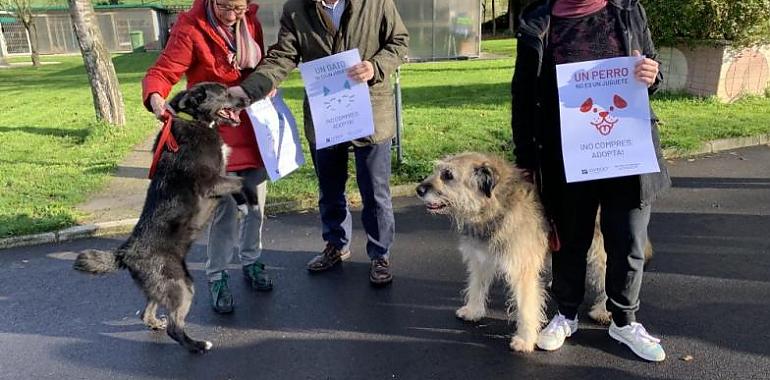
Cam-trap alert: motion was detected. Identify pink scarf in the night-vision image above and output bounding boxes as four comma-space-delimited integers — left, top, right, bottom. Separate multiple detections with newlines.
206, 0, 261, 70
552, 0, 608, 18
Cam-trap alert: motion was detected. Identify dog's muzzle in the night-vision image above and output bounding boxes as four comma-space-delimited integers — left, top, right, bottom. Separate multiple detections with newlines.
416, 183, 448, 213
217, 108, 243, 126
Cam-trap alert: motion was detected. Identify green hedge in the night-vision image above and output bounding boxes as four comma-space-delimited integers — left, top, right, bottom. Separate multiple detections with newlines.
643, 0, 770, 46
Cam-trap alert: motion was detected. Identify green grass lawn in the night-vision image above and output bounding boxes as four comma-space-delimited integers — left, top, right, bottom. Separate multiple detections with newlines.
1, 41, 770, 238
0, 53, 161, 237
480, 38, 518, 57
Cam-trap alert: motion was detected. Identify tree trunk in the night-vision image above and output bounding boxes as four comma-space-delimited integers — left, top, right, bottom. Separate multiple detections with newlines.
68, 0, 125, 126
491, 0, 496, 36
508, 0, 516, 34
0, 30, 9, 67
27, 21, 40, 67
482, 2, 486, 26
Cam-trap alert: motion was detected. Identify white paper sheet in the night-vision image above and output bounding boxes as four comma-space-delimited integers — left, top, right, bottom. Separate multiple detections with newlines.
556, 56, 660, 183
246, 90, 305, 182
298, 48, 375, 149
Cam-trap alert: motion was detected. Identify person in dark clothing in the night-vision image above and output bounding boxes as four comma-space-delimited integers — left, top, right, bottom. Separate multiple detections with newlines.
230, 0, 409, 286
511, 0, 670, 361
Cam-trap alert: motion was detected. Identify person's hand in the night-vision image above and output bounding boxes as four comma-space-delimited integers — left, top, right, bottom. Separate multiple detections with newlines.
633, 50, 658, 88
149, 93, 167, 120
267, 88, 278, 97
347, 61, 375, 83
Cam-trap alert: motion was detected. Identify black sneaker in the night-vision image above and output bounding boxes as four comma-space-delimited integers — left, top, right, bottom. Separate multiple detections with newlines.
369, 258, 393, 286
209, 272, 234, 314
243, 261, 273, 291
307, 243, 351, 272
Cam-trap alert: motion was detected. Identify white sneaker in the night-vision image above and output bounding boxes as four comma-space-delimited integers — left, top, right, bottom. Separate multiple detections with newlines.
537, 313, 578, 351
609, 321, 666, 362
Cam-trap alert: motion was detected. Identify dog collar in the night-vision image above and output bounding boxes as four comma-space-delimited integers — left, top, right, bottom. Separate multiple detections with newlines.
175, 111, 195, 121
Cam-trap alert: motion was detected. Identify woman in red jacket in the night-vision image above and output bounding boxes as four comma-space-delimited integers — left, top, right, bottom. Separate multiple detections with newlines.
142, 0, 272, 314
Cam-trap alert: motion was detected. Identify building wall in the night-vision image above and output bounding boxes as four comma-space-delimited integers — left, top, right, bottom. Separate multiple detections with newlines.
658, 43, 770, 101
4, 1, 482, 61
255, 0, 482, 61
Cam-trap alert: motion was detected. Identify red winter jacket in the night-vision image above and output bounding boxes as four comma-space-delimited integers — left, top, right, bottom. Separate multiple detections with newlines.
142, 0, 264, 172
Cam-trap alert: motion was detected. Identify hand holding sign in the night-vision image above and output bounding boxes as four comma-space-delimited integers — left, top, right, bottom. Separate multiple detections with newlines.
633, 50, 659, 87
347, 60, 375, 83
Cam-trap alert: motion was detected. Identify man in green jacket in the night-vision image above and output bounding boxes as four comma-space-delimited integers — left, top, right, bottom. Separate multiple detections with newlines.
231, 0, 409, 285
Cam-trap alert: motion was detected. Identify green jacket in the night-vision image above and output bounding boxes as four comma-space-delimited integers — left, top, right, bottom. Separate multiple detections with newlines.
241, 0, 409, 146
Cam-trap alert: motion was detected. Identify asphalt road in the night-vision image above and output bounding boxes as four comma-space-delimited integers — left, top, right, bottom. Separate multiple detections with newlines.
1, 146, 770, 380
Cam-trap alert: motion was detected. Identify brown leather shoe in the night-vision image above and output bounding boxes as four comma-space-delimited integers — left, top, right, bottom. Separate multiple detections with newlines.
307, 244, 351, 272
369, 258, 393, 286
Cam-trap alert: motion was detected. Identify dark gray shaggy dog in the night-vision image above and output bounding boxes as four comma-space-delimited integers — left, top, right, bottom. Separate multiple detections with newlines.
74, 82, 248, 353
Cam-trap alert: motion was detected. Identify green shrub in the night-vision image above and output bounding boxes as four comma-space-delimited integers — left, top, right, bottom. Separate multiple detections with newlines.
643, 0, 770, 46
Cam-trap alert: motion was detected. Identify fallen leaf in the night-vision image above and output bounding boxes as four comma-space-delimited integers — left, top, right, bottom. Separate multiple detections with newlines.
680, 354, 694, 362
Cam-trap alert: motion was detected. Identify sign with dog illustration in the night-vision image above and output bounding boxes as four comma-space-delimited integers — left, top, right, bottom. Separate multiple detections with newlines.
556, 56, 660, 183
299, 49, 375, 150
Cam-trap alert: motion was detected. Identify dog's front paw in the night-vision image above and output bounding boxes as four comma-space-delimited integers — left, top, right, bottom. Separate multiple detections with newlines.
509, 335, 535, 353
455, 305, 485, 322
588, 304, 612, 325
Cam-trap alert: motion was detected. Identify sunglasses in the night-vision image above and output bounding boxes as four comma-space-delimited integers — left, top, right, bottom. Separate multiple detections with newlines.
215, 2, 247, 13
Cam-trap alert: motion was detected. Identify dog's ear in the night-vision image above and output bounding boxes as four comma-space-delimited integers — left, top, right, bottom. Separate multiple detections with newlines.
169, 86, 207, 112
474, 163, 497, 198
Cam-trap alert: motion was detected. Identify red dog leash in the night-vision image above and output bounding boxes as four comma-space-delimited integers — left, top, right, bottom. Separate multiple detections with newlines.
148, 110, 180, 180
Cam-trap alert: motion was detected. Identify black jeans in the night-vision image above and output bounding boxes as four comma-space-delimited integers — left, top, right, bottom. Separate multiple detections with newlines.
310, 140, 395, 260
550, 176, 649, 326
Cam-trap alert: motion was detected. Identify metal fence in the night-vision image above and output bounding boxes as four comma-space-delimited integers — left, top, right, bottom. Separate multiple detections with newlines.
0, 15, 30, 54
257, 0, 481, 61
0, 7, 166, 55
1, 0, 480, 61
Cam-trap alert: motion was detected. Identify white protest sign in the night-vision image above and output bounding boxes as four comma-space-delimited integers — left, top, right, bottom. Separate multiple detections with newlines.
556, 56, 660, 183
298, 48, 375, 150
246, 90, 305, 182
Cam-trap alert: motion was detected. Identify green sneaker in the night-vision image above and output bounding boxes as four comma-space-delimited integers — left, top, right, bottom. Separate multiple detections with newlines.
243, 261, 273, 291
208, 272, 234, 314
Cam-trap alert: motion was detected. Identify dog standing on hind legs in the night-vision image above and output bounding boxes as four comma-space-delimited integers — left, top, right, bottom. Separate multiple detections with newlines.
73, 82, 249, 353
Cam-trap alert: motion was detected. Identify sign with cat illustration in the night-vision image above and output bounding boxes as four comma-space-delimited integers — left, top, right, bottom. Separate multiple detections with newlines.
299, 49, 375, 150
556, 56, 660, 183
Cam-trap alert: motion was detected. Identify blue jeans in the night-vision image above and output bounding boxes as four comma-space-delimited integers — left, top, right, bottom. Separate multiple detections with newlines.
206, 168, 268, 282
311, 140, 395, 260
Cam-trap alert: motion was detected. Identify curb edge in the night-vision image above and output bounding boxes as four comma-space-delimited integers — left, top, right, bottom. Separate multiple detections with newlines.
3, 136, 769, 250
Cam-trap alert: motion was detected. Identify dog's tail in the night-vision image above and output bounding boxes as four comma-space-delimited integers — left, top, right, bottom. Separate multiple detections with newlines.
73, 249, 121, 274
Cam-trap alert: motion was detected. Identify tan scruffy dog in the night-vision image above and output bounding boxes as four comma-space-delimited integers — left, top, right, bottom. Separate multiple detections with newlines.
416, 152, 550, 352
415, 152, 652, 352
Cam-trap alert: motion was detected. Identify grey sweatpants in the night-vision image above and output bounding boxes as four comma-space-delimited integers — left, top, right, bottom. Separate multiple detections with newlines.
205, 168, 268, 282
